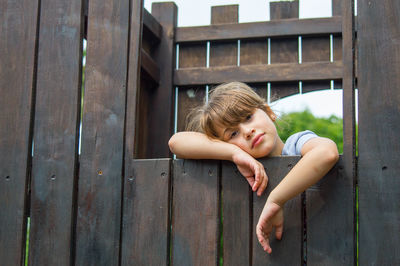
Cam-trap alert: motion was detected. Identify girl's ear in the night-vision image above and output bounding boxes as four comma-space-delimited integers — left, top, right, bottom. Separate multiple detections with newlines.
264, 104, 277, 122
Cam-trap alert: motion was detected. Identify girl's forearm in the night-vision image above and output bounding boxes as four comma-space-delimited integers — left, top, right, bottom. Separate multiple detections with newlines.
268, 144, 339, 206
168, 131, 241, 161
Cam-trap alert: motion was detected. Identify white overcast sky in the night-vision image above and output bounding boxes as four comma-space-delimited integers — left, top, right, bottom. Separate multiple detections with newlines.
144, 0, 357, 118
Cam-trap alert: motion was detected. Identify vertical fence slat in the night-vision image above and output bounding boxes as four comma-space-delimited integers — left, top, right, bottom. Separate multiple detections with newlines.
269, 0, 299, 100
0, 0, 39, 264
306, 158, 353, 265
222, 161, 250, 266
121, 159, 171, 265
172, 160, 220, 265
145, 3, 177, 158
28, 0, 83, 265
209, 5, 238, 68
358, 0, 400, 264
177, 86, 206, 132
75, 0, 129, 264
253, 157, 302, 265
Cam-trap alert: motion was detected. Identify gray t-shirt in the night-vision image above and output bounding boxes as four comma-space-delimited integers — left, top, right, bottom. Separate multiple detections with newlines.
281, 130, 318, 156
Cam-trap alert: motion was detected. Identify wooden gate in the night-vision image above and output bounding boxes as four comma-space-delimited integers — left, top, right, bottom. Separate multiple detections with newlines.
1, 0, 399, 265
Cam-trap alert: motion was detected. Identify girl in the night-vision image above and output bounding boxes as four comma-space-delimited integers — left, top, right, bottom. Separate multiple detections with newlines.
168, 82, 339, 254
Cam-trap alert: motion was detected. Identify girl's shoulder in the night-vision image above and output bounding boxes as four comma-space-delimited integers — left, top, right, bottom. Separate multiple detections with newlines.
281, 130, 318, 156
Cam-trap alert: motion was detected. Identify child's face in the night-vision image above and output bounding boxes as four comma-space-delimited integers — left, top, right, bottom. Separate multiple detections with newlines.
216, 108, 281, 158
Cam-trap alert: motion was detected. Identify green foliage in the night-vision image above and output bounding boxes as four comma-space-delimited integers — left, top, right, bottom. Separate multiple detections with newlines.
276, 109, 344, 153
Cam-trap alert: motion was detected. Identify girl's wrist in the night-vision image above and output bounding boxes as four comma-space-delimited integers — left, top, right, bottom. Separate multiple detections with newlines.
267, 190, 285, 207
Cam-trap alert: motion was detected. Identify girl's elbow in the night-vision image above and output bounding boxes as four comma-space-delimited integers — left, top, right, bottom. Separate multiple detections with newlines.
168, 134, 178, 154
324, 141, 339, 165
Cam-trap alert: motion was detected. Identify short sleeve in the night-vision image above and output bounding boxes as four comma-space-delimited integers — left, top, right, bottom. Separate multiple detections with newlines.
282, 130, 318, 156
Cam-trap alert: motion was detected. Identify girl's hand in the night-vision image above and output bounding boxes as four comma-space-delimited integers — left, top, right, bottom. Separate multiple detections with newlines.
256, 201, 284, 254
232, 151, 268, 196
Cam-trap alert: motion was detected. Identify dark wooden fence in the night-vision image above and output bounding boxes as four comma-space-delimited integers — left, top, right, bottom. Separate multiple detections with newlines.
1, 0, 399, 265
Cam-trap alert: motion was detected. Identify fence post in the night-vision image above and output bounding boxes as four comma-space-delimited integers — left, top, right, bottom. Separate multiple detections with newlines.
358, 0, 400, 264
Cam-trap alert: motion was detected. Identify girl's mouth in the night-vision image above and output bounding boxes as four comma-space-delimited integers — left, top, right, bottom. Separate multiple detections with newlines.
252, 133, 265, 148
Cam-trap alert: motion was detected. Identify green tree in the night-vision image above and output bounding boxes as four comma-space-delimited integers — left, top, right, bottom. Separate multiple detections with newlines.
276, 109, 344, 153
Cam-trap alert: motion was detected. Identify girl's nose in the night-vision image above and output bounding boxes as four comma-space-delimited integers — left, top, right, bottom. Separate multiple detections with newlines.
243, 127, 255, 139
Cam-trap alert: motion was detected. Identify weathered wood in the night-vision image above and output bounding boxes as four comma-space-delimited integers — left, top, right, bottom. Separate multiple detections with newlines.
121, 159, 171, 266
221, 161, 251, 266
332, 0, 342, 16
141, 49, 159, 85
0, 0, 39, 264
253, 157, 302, 265
341, 2, 356, 265
358, 0, 400, 264
211, 5, 238, 25
174, 62, 343, 86
270, 82, 299, 100
28, 1, 83, 265
75, 0, 130, 264
146, 2, 177, 158
270, 0, 299, 20
177, 86, 206, 132
306, 157, 354, 265
240, 40, 268, 66
209, 6, 238, 68
175, 17, 342, 43
179, 42, 206, 68
172, 160, 220, 265
302, 36, 331, 93
143, 8, 162, 44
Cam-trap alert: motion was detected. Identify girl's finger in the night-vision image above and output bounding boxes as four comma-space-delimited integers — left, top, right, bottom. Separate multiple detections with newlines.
252, 166, 261, 191
258, 170, 268, 196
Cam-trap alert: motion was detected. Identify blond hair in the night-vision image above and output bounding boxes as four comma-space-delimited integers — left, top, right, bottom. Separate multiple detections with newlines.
186, 82, 276, 139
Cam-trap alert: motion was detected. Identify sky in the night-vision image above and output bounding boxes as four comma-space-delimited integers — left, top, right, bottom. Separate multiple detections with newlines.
144, 0, 355, 119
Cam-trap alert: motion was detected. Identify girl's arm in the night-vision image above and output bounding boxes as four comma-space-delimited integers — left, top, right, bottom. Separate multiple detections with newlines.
256, 137, 339, 253
169, 131, 268, 195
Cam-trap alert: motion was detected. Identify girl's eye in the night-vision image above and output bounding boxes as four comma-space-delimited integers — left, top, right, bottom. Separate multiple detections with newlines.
246, 114, 252, 121
230, 131, 238, 139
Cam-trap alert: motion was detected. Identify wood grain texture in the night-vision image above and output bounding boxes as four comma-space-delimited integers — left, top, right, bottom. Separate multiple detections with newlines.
358, 0, 400, 264
75, 0, 130, 264
209, 5, 238, 68
270, 0, 299, 20
121, 159, 171, 266
171, 159, 220, 266
179, 43, 206, 68
253, 157, 302, 265
146, 2, 177, 158
28, 0, 83, 265
270, 82, 299, 100
306, 157, 354, 265
240, 40, 268, 66
221, 161, 251, 266
0, 0, 39, 264
174, 62, 343, 86
177, 86, 206, 132
175, 17, 342, 43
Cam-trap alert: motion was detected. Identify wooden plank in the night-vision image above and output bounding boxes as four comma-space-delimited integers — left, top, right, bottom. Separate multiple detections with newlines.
179, 42, 206, 68
221, 161, 251, 266
302, 36, 331, 93
146, 2, 177, 158
211, 5, 238, 25
0, 1, 39, 264
174, 62, 343, 86
240, 39, 268, 66
332, 0, 342, 16
124, 0, 144, 157
75, 0, 130, 264
358, 0, 400, 264
28, 0, 83, 265
341, 2, 356, 264
306, 157, 354, 265
210, 6, 238, 68
177, 86, 206, 132
270, 82, 299, 100
252, 157, 302, 265
143, 8, 162, 44
175, 17, 342, 43
141, 49, 160, 85
171, 159, 220, 265
270, 0, 299, 20
120, 159, 171, 266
